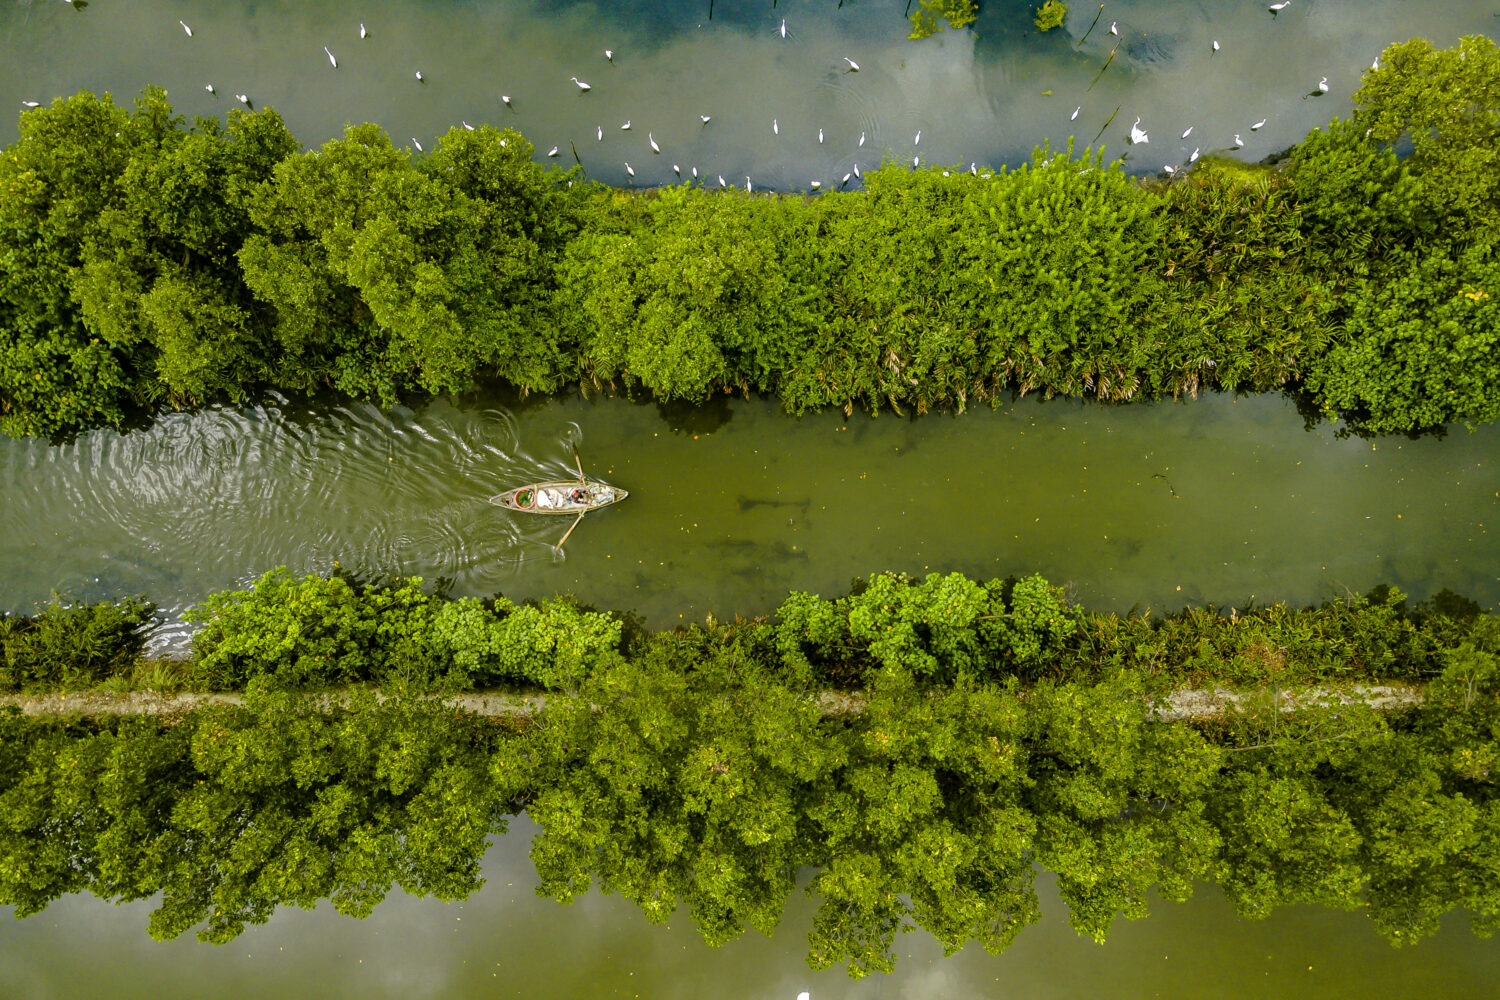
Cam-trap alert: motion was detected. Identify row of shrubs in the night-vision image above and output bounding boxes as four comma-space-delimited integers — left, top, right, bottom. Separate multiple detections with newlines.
2, 567, 1492, 694
2, 37, 1497, 439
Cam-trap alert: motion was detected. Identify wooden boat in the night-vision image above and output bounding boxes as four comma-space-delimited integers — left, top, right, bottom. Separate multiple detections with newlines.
488, 479, 628, 514
488, 456, 627, 549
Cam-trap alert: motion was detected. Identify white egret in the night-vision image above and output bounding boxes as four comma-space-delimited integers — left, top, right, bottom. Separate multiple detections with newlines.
324, 46, 338, 69
1371, 57, 1380, 71
1250, 117, 1266, 130
620, 120, 631, 130
773, 118, 779, 135
625, 162, 634, 177
745, 176, 752, 192
415, 70, 424, 82
1212, 39, 1221, 53
648, 132, 660, 153
235, 93, 250, 104
20, 99, 40, 108
797, 993, 811, 1000
1189, 147, 1200, 162
811, 180, 821, 189
597, 125, 603, 141
360, 23, 368, 40
858, 130, 866, 147
718, 174, 727, 188
501, 95, 513, 108
1071, 106, 1081, 121
571, 76, 591, 91
843, 57, 859, 71
692, 167, 698, 178
462, 120, 475, 131
699, 114, 712, 125
912, 154, 920, 168
179, 19, 192, 37
204, 84, 215, 95
1164, 164, 1177, 177
1109, 20, 1119, 36
970, 162, 977, 175
413, 138, 423, 151
1181, 126, 1193, 139
818, 127, 824, 143
673, 163, 681, 176
548, 146, 560, 156
604, 49, 614, 62
1316, 76, 1329, 93
778, 18, 789, 39
914, 129, 921, 145
1230, 133, 1244, 148
1268, 0, 1290, 13
841, 172, 851, 186
1129, 117, 1149, 144
853, 163, 861, 178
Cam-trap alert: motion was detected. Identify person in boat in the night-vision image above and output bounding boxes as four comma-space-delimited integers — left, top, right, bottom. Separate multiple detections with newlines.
570, 487, 588, 503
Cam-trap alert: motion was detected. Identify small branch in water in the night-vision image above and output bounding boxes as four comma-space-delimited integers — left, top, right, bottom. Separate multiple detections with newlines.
1086, 41, 1122, 92
1078, 3, 1105, 46
1090, 105, 1121, 145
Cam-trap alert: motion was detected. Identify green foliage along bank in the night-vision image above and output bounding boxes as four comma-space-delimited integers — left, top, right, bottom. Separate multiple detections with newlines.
1, 567, 1492, 696
1, 641, 1498, 973
0, 36, 1497, 439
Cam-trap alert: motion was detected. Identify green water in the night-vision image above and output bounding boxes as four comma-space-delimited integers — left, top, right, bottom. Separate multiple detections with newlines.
2, 390, 1496, 638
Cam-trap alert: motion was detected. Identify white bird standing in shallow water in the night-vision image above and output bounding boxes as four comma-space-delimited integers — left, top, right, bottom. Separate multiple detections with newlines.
1071, 106, 1081, 121
462, 120, 475, 131
502, 94, 513, 108
1315, 76, 1329, 93
1230, 133, 1244, 149
1109, 20, 1119, 36
914, 129, 922, 145
1189, 147, 1200, 162
648, 132, 660, 153
745, 176, 752, 193
843, 56, 859, 71
625, 162, 634, 178
571, 76, 591, 91
604, 49, 614, 62
1250, 117, 1267, 130
548, 146, 559, 157
859, 130, 866, 147
718, 174, 727, 188
1268, 0, 1291, 13
811, 180, 822, 189
324, 46, 337, 68
772, 118, 779, 135
818, 127, 824, 144
1371, 57, 1380, 71
412, 138, 423, 152
1129, 117, 1149, 144
778, 18, 789, 39
673, 163, 680, 176
360, 23, 368, 40
699, 114, 712, 125
204, 84, 215, 95
1212, 39, 1221, 53
235, 93, 250, 105
853, 163, 861, 178
21, 99, 40, 108
179, 19, 192, 37
415, 70, 424, 82
597, 125, 603, 141
1181, 126, 1193, 139
619, 120, 631, 130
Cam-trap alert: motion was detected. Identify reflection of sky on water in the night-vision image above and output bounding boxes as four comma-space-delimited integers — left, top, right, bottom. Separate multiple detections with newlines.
2, 817, 1499, 999
2, 0, 1496, 189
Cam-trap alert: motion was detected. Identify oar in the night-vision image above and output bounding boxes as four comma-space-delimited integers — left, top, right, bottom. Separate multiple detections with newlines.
575, 454, 586, 482
556, 512, 585, 551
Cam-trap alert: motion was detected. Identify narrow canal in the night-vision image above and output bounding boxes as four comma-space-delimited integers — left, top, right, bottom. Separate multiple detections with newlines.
2, 390, 1496, 636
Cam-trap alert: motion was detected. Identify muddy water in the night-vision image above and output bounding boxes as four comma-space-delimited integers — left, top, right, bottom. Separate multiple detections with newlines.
0, 390, 1495, 641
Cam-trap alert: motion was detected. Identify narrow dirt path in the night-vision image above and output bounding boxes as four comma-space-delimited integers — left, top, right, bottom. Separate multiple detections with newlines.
0, 683, 1424, 720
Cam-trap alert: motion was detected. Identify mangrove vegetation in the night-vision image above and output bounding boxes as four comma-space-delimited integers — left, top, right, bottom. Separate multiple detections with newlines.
1, 36, 1496, 440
